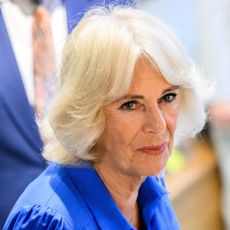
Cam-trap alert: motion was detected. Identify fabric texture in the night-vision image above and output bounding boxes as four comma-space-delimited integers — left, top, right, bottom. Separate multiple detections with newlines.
4, 164, 180, 230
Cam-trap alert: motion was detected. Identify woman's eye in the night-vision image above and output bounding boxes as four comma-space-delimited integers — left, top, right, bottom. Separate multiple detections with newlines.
120, 101, 137, 110
162, 93, 177, 103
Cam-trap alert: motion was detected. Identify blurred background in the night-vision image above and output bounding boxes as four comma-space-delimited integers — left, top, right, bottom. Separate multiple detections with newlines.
137, 0, 230, 230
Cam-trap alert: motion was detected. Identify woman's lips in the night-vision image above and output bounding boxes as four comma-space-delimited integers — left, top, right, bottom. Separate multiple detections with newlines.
137, 142, 167, 155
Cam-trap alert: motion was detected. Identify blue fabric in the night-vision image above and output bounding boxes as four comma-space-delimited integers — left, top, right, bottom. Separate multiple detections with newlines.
4, 164, 180, 229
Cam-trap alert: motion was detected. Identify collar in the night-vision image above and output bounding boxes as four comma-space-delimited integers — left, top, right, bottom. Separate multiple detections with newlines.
138, 176, 169, 228
65, 165, 168, 230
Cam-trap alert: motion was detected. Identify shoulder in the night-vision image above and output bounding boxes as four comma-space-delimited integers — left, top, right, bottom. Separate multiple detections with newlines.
4, 204, 71, 230
4, 165, 72, 229
5, 164, 96, 229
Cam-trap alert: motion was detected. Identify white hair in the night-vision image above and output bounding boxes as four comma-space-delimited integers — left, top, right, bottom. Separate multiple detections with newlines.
42, 6, 209, 164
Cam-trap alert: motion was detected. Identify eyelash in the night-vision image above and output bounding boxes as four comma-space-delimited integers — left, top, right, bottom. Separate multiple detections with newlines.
120, 100, 138, 110
160, 93, 177, 103
119, 93, 177, 111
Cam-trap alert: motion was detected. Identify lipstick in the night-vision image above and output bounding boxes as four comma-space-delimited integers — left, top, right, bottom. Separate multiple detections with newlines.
137, 142, 167, 155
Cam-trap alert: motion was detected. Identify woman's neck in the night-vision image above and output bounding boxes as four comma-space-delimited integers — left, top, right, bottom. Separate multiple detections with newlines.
94, 162, 145, 229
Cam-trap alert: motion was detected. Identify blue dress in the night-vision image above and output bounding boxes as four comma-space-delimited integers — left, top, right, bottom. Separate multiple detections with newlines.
4, 164, 180, 230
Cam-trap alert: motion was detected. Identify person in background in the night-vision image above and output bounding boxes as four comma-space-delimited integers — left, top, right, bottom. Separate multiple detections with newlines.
196, 0, 230, 229
4, 5, 208, 229
0, 0, 134, 228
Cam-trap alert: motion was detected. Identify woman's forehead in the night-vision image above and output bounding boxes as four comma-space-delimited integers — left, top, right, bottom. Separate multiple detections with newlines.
129, 59, 172, 92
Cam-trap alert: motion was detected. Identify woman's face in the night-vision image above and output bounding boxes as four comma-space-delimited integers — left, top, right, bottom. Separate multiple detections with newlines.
96, 59, 181, 177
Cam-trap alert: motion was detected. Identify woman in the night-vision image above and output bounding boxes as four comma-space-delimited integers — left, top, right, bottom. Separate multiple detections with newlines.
4, 6, 207, 230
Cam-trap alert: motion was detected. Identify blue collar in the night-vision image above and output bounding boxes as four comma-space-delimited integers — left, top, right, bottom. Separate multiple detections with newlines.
65, 165, 168, 229
138, 176, 169, 228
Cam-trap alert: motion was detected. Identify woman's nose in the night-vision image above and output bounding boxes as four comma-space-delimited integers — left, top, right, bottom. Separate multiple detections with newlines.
142, 106, 166, 135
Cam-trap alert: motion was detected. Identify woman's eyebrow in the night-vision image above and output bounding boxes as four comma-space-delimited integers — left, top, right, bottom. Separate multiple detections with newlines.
161, 85, 180, 95
113, 94, 144, 104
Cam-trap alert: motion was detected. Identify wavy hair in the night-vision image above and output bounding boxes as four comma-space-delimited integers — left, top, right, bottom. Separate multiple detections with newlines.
42, 6, 209, 164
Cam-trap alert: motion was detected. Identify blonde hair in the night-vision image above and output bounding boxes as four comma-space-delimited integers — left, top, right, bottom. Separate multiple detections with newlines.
42, 6, 209, 164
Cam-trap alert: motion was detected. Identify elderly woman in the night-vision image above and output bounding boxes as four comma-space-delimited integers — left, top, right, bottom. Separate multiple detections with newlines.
4, 5, 207, 230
